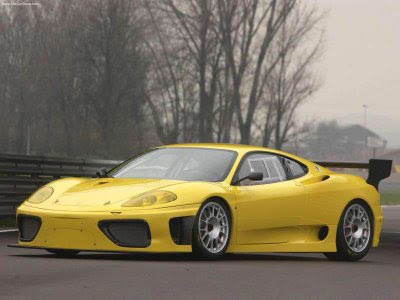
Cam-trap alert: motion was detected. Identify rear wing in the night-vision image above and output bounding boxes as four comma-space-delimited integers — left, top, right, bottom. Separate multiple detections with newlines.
313, 159, 393, 191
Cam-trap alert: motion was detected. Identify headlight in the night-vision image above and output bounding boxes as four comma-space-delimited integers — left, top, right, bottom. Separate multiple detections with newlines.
26, 186, 54, 204
122, 191, 177, 207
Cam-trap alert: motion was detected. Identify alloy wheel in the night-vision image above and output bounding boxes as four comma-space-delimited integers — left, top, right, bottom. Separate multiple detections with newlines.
198, 202, 229, 253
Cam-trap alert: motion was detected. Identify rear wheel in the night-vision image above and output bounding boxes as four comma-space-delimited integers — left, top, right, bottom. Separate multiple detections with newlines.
324, 200, 373, 261
46, 249, 80, 257
192, 199, 231, 259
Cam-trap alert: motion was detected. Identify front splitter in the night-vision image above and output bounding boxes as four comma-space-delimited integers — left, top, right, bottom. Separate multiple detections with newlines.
8, 244, 150, 254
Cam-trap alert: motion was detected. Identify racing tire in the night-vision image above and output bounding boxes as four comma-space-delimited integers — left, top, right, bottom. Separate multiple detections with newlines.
46, 249, 80, 257
324, 200, 374, 261
192, 199, 231, 260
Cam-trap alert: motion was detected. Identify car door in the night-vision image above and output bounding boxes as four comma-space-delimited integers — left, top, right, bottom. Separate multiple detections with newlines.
232, 153, 306, 244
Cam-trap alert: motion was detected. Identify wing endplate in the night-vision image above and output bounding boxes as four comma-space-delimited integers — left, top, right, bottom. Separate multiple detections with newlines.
366, 159, 392, 191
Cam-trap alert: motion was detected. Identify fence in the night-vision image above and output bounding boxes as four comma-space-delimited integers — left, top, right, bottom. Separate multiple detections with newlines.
0, 154, 121, 208
0, 153, 386, 209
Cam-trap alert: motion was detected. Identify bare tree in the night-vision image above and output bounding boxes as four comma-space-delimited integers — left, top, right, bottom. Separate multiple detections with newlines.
217, 0, 297, 144
74, 0, 148, 156
48, 1, 78, 155
1, 6, 41, 154
214, 61, 235, 142
152, 0, 223, 142
262, 2, 324, 149
0, 0, 325, 158
0, 0, 151, 158
143, 1, 198, 144
0, 9, 12, 152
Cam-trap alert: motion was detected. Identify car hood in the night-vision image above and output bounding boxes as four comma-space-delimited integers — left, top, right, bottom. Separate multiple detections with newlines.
39, 177, 185, 211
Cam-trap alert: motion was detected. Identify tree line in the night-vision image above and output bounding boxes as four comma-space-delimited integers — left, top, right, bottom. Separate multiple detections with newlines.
0, 0, 324, 159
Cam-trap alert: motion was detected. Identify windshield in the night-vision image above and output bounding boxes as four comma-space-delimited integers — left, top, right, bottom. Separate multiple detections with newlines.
109, 148, 237, 182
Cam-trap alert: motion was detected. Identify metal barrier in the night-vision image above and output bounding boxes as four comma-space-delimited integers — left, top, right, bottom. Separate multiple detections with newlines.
0, 153, 390, 208
0, 154, 121, 207
313, 161, 369, 169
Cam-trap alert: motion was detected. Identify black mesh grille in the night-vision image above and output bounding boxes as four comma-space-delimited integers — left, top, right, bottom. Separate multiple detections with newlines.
99, 220, 151, 248
169, 216, 195, 245
18, 215, 41, 242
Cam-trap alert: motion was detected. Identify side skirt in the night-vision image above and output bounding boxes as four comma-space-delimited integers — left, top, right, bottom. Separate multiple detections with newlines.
227, 224, 338, 253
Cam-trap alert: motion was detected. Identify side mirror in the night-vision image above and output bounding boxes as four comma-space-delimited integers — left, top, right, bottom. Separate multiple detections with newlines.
96, 167, 109, 178
232, 172, 264, 185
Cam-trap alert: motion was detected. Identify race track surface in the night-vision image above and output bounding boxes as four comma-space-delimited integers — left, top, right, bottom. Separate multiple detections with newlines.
1, 207, 399, 299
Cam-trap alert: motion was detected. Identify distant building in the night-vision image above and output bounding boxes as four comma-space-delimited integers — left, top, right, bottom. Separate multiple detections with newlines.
341, 124, 387, 159
293, 122, 387, 161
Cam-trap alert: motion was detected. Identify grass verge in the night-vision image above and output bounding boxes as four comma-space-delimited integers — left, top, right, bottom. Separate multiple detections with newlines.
381, 192, 400, 205
0, 216, 16, 229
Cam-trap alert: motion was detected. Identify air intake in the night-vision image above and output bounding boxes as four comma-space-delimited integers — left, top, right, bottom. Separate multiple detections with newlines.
318, 226, 329, 240
169, 216, 195, 245
18, 215, 41, 242
98, 220, 151, 248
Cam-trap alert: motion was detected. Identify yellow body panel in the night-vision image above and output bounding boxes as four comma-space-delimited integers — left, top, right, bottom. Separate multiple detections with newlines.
16, 143, 383, 253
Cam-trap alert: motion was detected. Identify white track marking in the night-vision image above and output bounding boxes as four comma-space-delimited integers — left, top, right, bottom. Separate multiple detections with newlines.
0, 229, 18, 233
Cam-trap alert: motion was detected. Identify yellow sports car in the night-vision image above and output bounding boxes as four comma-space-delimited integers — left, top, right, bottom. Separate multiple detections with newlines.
10, 144, 392, 261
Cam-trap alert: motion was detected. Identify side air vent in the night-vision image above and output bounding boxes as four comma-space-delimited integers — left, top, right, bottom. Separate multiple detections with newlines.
318, 226, 329, 240
18, 215, 42, 242
169, 216, 195, 245
98, 220, 151, 248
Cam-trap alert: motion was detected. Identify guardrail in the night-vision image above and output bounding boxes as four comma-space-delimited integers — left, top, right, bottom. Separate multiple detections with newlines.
313, 161, 369, 169
0, 153, 387, 209
0, 154, 121, 207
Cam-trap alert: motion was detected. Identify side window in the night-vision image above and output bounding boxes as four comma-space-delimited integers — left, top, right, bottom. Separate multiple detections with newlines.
237, 153, 287, 186
283, 158, 307, 178
248, 159, 268, 178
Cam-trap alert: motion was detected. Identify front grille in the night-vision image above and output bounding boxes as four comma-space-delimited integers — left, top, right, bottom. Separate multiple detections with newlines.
18, 215, 41, 242
98, 220, 151, 248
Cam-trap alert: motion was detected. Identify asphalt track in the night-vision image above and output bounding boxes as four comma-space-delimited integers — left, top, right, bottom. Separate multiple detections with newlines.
1, 207, 399, 299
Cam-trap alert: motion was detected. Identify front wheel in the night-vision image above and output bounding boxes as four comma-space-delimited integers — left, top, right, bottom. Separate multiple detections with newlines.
324, 200, 373, 261
192, 199, 231, 259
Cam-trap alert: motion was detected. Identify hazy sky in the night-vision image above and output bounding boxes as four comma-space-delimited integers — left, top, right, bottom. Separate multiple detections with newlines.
300, 0, 400, 147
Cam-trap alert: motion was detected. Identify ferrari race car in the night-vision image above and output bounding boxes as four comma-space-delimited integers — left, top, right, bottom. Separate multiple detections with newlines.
10, 144, 392, 261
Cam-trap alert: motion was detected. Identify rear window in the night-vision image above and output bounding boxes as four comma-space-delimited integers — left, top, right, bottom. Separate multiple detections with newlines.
283, 158, 307, 178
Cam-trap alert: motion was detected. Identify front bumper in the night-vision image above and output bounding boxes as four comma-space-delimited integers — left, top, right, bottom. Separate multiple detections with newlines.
14, 204, 200, 253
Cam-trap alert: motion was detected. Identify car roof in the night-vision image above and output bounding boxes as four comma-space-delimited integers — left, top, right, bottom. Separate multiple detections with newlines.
161, 143, 292, 157
160, 143, 326, 175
